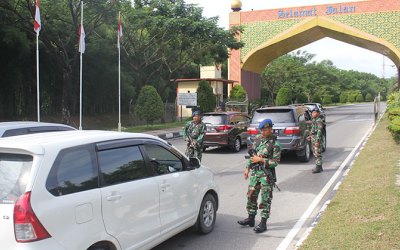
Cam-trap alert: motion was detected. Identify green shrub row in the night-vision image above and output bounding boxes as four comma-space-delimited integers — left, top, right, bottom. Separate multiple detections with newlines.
387, 91, 400, 143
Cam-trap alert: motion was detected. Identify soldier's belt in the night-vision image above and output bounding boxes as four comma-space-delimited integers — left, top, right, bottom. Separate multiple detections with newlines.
249, 165, 263, 171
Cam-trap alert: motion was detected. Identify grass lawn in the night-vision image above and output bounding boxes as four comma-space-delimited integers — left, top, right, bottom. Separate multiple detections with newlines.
13, 114, 187, 132
300, 114, 400, 249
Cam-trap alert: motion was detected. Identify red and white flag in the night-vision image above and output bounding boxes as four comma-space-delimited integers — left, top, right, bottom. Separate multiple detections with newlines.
34, 0, 41, 33
78, 24, 85, 53
117, 12, 122, 48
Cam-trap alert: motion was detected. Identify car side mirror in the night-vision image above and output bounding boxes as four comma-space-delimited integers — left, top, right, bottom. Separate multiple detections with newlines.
188, 157, 200, 169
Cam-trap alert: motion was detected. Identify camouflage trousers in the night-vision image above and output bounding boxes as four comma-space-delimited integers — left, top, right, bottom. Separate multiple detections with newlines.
246, 169, 273, 219
185, 143, 203, 161
311, 136, 322, 166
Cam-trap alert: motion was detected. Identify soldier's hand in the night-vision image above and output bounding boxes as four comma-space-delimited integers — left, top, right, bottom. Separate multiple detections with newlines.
307, 136, 311, 141
315, 142, 319, 147
244, 168, 249, 180
250, 156, 262, 164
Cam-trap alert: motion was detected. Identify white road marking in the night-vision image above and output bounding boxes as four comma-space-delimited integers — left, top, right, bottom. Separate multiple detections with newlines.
277, 121, 376, 250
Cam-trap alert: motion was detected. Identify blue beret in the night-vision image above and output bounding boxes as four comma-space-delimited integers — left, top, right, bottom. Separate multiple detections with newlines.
258, 118, 273, 129
192, 111, 201, 117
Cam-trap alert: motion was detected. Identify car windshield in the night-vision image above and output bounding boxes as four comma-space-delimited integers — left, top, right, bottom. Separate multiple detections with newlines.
252, 109, 294, 123
203, 115, 227, 125
304, 104, 317, 110
0, 153, 32, 204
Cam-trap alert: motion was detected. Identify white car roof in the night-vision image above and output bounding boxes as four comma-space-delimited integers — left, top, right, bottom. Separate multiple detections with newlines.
0, 121, 75, 137
0, 130, 164, 155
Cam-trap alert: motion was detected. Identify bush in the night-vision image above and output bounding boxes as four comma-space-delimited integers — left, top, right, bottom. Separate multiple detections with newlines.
387, 91, 400, 109
197, 80, 216, 113
365, 93, 373, 102
387, 91, 400, 143
295, 92, 308, 103
356, 93, 364, 102
230, 85, 247, 101
388, 116, 400, 143
135, 85, 164, 125
322, 95, 332, 105
276, 87, 291, 105
248, 99, 267, 116
388, 107, 400, 121
339, 92, 347, 103
348, 93, 357, 102
312, 93, 322, 103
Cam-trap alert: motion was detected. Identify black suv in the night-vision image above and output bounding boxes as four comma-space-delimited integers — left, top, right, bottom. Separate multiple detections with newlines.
202, 112, 250, 152
247, 105, 326, 162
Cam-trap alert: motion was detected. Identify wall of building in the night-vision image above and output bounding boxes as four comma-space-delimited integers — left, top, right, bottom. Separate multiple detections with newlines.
177, 81, 199, 117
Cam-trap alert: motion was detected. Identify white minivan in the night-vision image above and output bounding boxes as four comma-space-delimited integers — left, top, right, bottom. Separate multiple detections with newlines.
0, 130, 219, 250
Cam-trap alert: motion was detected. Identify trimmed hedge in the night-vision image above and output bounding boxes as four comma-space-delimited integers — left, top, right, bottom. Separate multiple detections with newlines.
388, 116, 400, 143
387, 91, 400, 143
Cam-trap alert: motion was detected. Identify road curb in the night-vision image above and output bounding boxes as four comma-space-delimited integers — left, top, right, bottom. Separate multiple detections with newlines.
157, 131, 183, 140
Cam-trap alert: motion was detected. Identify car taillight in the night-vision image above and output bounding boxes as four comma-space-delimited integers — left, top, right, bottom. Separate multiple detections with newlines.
247, 127, 259, 135
283, 126, 300, 135
14, 192, 51, 242
216, 125, 233, 132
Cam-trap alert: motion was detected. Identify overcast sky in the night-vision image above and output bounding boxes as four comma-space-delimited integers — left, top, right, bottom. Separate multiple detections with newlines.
184, 0, 397, 78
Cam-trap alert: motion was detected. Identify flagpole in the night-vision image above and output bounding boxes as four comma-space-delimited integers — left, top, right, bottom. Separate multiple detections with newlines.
36, 32, 40, 122
118, 12, 121, 132
79, 1, 83, 130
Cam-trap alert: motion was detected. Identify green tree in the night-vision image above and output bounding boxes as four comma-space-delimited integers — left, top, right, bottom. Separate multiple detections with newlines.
197, 81, 216, 112
322, 95, 333, 105
262, 51, 316, 105
122, 0, 243, 100
295, 92, 308, 103
347, 91, 358, 103
356, 93, 364, 102
135, 85, 164, 125
313, 93, 322, 103
365, 93, 373, 102
276, 87, 291, 105
339, 92, 348, 103
230, 85, 247, 101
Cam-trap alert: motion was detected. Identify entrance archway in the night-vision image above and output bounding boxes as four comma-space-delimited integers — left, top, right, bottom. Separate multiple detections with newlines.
229, 0, 400, 99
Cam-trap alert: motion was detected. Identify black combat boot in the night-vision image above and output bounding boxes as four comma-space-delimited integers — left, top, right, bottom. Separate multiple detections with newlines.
253, 218, 267, 233
237, 214, 255, 227
312, 165, 323, 174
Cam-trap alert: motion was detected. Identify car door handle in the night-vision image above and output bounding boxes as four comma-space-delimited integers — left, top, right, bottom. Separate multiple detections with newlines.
106, 194, 122, 201
160, 183, 171, 189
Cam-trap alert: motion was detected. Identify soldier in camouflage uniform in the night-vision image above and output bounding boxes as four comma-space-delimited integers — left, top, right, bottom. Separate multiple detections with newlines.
183, 111, 206, 161
308, 108, 324, 173
237, 118, 281, 233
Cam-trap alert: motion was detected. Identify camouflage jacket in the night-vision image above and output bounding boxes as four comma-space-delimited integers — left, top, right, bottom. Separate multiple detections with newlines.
247, 134, 282, 169
310, 117, 323, 141
183, 121, 206, 144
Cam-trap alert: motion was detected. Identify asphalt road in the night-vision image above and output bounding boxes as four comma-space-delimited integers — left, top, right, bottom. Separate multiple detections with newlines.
153, 103, 379, 250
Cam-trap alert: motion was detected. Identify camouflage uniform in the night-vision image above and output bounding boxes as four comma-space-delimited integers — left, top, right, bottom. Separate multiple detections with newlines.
183, 120, 206, 161
310, 116, 323, 167
246, 134, 281, 219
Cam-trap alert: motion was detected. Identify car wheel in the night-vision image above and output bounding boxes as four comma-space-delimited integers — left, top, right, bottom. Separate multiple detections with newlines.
321, 131, 327, 152
195, 194, 216, 234
88, 243, 112, 250
297, 141, 311, 162
231, 137, 241, 152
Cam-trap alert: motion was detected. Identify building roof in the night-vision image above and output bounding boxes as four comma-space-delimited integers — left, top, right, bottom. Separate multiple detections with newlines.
172, 78, 237, 84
